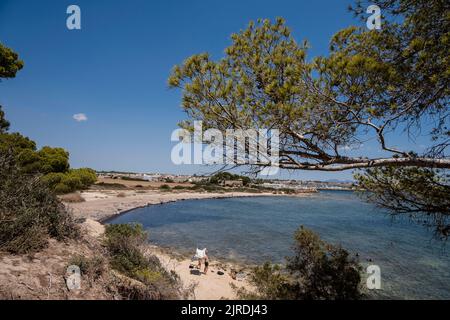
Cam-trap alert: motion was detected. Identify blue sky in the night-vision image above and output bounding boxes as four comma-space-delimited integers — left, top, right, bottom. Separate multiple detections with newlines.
0, 0, 429, 180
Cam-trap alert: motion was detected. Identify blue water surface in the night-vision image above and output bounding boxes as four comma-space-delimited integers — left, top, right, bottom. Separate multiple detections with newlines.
108, 191, 450, 299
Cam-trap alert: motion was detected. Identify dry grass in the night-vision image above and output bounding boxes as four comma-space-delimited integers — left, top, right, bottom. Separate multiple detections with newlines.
60, 192, 85, 203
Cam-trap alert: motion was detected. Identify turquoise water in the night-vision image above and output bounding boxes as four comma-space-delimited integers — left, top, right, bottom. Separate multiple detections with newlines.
107, 191, 450, 299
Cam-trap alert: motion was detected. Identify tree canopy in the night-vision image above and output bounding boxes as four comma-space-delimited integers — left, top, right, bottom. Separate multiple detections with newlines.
0, 106, 10, 133
0, 42, 23, 133
0, 43, 24, 79
169, 0, 449, 237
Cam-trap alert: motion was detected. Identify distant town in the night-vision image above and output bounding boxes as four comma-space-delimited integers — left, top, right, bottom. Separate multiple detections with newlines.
96, 171, 356, 192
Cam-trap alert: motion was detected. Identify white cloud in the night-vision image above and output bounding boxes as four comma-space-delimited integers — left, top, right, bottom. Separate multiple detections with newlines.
73, 113, 88, 122
338, 144, 364, 152
341, 145, 352, 151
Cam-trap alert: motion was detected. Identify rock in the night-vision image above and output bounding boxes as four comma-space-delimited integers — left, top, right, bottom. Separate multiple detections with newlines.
236, 272, 246, 281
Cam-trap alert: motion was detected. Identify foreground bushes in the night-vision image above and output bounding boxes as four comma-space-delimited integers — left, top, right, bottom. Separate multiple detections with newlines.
69, 255, 106, 286
104, 223, 185, 299
236, 226, 362, 300
0, 152, 79, 254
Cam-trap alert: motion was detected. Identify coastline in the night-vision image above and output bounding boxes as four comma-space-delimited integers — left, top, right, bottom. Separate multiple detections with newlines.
68, 189, 289, 222
65, 189, 313, 299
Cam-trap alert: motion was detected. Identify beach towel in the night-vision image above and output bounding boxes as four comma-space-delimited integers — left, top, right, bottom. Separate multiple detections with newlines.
194, 248, 207, 259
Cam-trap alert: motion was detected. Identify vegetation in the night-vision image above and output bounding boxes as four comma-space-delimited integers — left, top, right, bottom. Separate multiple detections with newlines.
159, 184, 172, 191
0, 105, 10, 133
356, 167, 450, 239
209, 172, 251, 186
104, 224, 185, 299
0, 44, 80, 253
42, 168, 97, 194
0, 113, 96, 195
0, 151, 79, 254
0, 112, 97, 194
69, 255, 106, 286
120, 176, 147, 182
169, 0, 450, 238
0, 42, 24, 79
236, 227, 362, 300
0, 43, 96, 194
172, 185, 187, 190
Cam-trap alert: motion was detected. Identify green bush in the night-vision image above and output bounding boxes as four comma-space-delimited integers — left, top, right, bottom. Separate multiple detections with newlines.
105, 223, 147, 244
75, 168, 97, 186
37, 146, 70, 173
209, 172, 251, 186
41, 172, 65, 186
53, 183, 73, 195
104, 223, 182, 299
120, 176, 146, 182
236, 226, 362, 300
159, 184, 171, 191
61, 174, 82, 190
42, 168, 97, 194
104, 224, 152, 277
69, 255, 106, 285
0, 111, 96, 195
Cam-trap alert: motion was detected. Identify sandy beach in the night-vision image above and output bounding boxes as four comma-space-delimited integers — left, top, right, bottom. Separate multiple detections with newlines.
68, 189, 279, 221
66, 189, 282, 299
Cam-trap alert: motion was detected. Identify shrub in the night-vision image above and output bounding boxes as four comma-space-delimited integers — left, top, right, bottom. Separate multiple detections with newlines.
37, 146, 70, 174
104, 224, 151, 276
237, 226, 362, 300
159, 184, 171, 191
61, 173, 83, 190
69, 255, 106, 285
233, 263, 292, 300
104, 223, 183, 299
117, 192, 127, 198
0, 134, 70, 175
209, 172, 251, 186
41, 172, 65, 186
286, 227, 362, 300
72, 168, 97, 188
42, 168, 97, 194
0, 152, 79, 254
121, 176, 146, 182
53, 183, 73, 194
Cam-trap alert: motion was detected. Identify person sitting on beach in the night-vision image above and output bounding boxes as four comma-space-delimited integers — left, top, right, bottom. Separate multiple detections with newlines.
194, 248, 207, 271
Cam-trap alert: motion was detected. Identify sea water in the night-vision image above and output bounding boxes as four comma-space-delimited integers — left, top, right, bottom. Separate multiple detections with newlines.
108, 191, 450, 299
